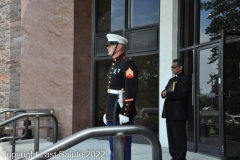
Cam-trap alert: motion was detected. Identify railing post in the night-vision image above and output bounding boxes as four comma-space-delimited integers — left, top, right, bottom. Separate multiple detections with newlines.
113, 133, 124, 160
12, 111, 17, 159
34, 115, 40, 152
53, 117, 58, 143
22, 117, 30, 140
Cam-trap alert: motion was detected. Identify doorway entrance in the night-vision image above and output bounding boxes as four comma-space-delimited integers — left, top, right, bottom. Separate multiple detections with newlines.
196, 44, 221, 157
222, 31, 240, 160
189, 31, 240, 159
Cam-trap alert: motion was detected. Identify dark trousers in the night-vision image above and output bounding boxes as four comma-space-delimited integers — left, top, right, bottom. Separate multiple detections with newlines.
107, 118, 134, 160
166, 119, 187, 160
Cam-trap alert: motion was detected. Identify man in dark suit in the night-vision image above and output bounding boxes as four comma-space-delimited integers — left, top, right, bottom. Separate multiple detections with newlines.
161, 59, 191, 160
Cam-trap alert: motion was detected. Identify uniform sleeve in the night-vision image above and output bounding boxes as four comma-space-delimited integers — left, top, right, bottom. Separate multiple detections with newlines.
120, 60, 138, 117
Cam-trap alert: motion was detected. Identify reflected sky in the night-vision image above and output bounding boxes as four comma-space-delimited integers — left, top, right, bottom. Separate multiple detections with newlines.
111, 0, 124, 31
200, 0, 212, 43
199, 48, 218, 94
200, 0, 240, 43
131, 0, 159, 28
200, 0, 219, 94
111, 0, 159, 31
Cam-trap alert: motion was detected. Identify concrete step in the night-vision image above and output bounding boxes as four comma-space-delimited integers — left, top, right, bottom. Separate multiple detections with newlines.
0, 139, 52, 160
0, 138, 220, 160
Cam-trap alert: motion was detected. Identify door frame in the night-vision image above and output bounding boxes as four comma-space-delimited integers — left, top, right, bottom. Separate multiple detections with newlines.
182, 30, 240, 160
194, 43, 222, 158
190, 30, 240, 159
219, 29, 225, 160
221, 30, 240, 160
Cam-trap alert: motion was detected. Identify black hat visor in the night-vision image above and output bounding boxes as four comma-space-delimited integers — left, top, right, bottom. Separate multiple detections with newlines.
106, 41, 118, 46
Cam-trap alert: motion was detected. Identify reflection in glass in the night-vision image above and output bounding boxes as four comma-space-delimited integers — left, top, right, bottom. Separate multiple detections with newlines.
95, 55, 159, 135
180, 0, 194, 47
96, 0, 124, 34
200, 0, 240, 43
97, 0, 111, 33
129, 0, 159, 28
181, 50, 194, 141
199, 0, 212, 43
134, 55, 159, 134
96, 0, 160, 34
198, 48, 219, 146
111, 0, 124, 31
224, 40, 240, 157
96, 59, 111, 126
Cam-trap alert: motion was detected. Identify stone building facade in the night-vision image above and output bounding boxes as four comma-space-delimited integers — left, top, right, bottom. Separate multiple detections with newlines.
0, 0, 21, 121
0, 0, 92, 139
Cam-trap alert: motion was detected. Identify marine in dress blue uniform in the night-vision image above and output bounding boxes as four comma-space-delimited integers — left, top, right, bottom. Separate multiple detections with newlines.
103, 34, 138, 160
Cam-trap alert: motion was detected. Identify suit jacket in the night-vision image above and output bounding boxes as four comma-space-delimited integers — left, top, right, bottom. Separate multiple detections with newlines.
161, 72, 191, 120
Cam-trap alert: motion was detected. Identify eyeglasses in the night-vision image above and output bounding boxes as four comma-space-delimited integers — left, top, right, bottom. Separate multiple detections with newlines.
171, 66, 178, 69
106, 41, 118, 46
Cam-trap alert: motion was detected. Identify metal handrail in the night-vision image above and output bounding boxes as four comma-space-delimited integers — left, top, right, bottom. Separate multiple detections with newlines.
25, 125, 162, 160
0, 109, 28, 154
0, 113, 58, 155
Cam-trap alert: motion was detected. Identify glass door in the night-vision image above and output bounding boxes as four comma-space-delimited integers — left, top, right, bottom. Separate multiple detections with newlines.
181, 51, 194, 151
221, 31, 240, 160
196, 44, 221, 158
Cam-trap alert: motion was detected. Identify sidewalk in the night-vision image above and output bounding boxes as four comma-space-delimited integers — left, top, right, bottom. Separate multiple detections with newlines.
0, 138, 220, 160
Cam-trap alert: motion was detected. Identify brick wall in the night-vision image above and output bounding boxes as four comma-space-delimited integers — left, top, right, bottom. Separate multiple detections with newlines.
0, 0, 21, 120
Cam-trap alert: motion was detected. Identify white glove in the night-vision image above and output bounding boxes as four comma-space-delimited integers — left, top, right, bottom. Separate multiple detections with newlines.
103, 114, 107, 125
119, 114, 129, 125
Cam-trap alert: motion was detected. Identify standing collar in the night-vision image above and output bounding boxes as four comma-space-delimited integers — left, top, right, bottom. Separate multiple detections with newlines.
175, 72, 184, 77
113, 53, 125, 61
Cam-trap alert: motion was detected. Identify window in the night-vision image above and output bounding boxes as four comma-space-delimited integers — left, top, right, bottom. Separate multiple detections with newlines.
129, 0, 159, 28
180, 0, 194, 47
94, 0, 160, 135
181, 0, 240, 46
96, 0, 160, 34
96, 0, 124, 34
96, 55, 159, 134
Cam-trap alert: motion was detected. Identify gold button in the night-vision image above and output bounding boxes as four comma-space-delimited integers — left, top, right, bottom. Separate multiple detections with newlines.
109, 81, 111, 83
112, 63, 114, 66
125, 108, 127, 110
126, 104, 128, 106
110, 72, 112, 74
114, 59, 116, 61
124, 113, 126, 115
112, 67, 114, 70
109, 76, 111, 79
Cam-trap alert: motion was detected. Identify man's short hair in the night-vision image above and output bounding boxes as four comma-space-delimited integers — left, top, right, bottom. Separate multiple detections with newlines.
173, 59, 184, 67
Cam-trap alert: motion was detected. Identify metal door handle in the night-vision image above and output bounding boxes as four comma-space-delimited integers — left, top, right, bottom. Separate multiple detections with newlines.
225, 90, 240, 96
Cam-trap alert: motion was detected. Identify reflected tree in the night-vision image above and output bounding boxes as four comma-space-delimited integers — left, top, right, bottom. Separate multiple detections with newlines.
198, 86, 208, 109
133, 55, 159, 111
201, 1, 240, 114
201, 0, 240, 41
132, 55, 159, 134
